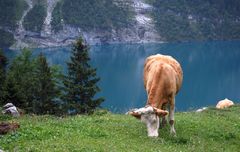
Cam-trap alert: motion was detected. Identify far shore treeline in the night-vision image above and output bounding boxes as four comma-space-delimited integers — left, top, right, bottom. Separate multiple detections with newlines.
0, 38, 104, 115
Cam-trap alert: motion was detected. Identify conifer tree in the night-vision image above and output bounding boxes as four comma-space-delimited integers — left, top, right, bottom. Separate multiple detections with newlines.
33, 53, 61, 114
0, 49, 8, 104
3, 49, 37, 112
63, 38, 104, 114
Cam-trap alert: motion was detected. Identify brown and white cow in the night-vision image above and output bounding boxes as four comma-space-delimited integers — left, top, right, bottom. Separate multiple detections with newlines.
128, 54, 183, 137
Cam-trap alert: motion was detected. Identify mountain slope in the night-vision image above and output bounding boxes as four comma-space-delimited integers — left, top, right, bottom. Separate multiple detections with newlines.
146, 0, 240, 41
0, 0, 240, 48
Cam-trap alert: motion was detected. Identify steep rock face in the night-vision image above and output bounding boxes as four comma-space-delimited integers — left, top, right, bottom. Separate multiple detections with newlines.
131, 0, 161, 42
41, 0, 60, 37
13, 0, 33, 48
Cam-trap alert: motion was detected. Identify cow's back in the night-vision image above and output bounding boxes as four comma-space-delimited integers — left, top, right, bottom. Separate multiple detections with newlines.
144, 54, 183, 94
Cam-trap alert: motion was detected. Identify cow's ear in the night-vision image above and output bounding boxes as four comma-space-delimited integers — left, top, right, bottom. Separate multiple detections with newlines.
128, 111, 141, 119
153, 108, 169, 117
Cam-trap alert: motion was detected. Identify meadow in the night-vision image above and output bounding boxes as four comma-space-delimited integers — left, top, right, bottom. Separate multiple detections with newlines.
0, 105, 240, 152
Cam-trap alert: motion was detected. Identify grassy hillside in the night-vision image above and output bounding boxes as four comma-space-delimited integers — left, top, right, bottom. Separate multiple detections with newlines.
1, 105, 240, 151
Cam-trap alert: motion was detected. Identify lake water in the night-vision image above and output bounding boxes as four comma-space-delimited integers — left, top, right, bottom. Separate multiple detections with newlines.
4, 41, 240, 113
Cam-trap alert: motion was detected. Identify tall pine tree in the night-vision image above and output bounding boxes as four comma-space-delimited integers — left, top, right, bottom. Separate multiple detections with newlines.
63, 38, 104, 114
0, 49, 8, 104
33, 53, 61, 114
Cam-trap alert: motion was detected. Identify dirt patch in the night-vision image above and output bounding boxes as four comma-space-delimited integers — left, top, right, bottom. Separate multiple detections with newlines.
0, 122, 20, 135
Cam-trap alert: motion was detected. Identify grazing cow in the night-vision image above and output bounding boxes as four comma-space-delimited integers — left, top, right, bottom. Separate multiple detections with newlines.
128, 54, 183, 137
216, 98, 234, 109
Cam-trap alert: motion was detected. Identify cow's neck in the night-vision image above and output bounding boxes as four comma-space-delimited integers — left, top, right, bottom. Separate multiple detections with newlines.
147, 101, 163, 109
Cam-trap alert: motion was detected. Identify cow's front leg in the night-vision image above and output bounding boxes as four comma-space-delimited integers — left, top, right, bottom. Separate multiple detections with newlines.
169, 98, 176, 136
160, 104, 167, 129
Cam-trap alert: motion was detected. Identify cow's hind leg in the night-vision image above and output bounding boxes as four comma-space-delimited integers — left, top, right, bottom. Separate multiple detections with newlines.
169, 97, 176, 136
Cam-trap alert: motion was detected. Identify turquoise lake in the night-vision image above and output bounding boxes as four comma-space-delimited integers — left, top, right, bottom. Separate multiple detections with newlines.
4, 41, 240, 113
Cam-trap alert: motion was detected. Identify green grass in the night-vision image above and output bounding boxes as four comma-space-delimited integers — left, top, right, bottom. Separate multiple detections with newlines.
1, 106, 240, 151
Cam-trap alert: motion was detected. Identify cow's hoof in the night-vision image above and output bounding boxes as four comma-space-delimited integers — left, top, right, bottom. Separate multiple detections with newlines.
170, 128, 176, 136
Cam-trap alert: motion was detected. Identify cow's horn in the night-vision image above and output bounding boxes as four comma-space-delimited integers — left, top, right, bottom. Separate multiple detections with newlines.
153, 107, 169, 117
128, 111, 141, 119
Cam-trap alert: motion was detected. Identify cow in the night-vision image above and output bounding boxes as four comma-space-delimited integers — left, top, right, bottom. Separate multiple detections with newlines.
216, 98, 234, 109
128, 54, 183, 137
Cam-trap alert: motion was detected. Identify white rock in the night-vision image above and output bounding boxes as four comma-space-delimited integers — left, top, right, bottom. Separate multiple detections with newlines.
216, 98, 234, 109
2, 103, 20, 117
196, 107, 208, 112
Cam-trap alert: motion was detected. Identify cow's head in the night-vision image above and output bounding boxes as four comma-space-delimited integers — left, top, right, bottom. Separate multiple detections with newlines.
128, 106, 168, 137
